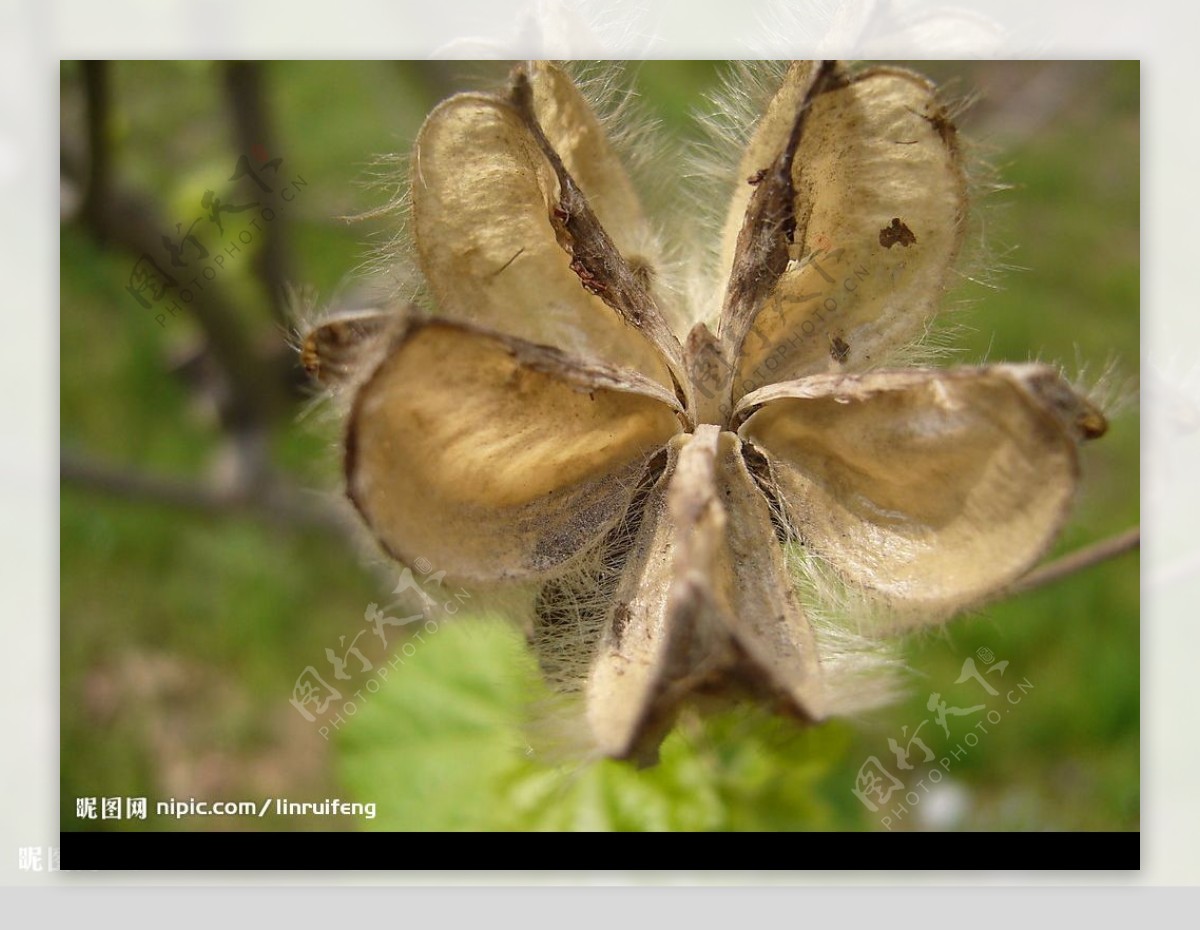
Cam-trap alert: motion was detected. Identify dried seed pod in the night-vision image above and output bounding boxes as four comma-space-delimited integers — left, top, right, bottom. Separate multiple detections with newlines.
303, 60, 1108, 761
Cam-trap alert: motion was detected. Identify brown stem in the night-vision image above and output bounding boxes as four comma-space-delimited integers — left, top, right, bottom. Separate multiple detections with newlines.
1007, 526, 1140, 597
223, 61, 291, 327
61, 450, 343, 532
61, 451, 396, 588
80, 60, 111, 233
69, 61, 291, 486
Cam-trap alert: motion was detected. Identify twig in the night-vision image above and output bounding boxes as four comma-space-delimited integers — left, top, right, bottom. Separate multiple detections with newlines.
80, 60, 111, 233
61, 451, 403, 591
223, 61, 292, 328
69, 62, 290, 482
61, 450, 343, 533
1006, 526, 1140, 597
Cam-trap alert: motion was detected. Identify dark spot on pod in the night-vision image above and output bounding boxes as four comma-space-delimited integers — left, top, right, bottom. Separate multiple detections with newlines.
879, 217, 916, 249
830, 335, 850, 363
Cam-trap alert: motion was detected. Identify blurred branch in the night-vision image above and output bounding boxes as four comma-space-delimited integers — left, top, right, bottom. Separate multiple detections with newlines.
223, 61, 292, 329
1006, 526, 1140, 597
68, 61, 294, 487
80, 60, 111, 233
61, 450, 344, 533
70, 168, 278, 444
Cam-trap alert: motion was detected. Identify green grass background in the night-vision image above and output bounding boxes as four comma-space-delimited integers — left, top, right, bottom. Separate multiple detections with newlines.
60, 61, 1139, 832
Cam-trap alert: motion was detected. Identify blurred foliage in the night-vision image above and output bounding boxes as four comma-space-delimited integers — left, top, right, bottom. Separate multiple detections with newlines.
60, 60, 1138, 832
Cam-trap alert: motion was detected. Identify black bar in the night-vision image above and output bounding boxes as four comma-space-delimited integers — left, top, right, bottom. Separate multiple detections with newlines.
60, 830, 1140, 872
